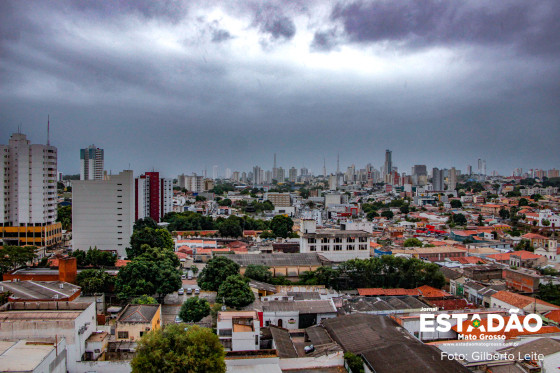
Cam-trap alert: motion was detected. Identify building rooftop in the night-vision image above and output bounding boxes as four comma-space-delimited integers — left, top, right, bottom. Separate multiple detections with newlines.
0, 280, 80, 301
492, 291, 559, 310
269, 326, 298, 358
222, 253, 328, 267
0, 340, 57, 372
118, 304, 160, 323
263, 300, 336, 314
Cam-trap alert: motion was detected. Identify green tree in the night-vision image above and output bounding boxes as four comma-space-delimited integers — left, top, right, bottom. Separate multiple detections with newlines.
218, 198, 232, 206
344, 352, 365, 373
0, 246, 37, 275
270, 215, 294, 238
538, 283, 560, 306
76, 269, 114, 294
132, 295, 158, 304
403, 238, 423, 247
514, 239, 534, 252
244, 264, 272, 283
381, 210, 394, 220
542, 219, 551, 227
197, 256, 240, 291
131, 324, 225, 373
452, 213, 467, 226
366, 210, 379, 220
179, 297, 211, 322
218, 217, 243, 238
477, 214, 484, 226
499, 208, 510, 220
450, 200, 462, 208
56, 205, 72, 230
518, 198, 529, 207
217, 275, 255, 309
116, 247, 181, 302
128, 227, 174, 258
399, 205, 410, 214
133, 217, 158, 231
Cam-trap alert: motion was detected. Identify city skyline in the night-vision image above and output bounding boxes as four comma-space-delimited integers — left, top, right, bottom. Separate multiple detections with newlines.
1, 1, 559, 176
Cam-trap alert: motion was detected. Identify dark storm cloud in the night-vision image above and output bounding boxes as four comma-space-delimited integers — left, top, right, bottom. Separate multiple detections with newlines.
253, 6, 296, 40
0, 0, 559, 176
69, 0, 189, 23
311, 28, 340, 52
330, 0, 560, 55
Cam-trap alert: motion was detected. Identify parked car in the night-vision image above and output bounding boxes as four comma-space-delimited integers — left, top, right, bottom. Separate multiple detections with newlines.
187, 288, 193, 295
181, 274, 186, 280
195, 288, 200, 295
175, 315, 183, 323
178, 288, 185, 295
187, 274, 193, 280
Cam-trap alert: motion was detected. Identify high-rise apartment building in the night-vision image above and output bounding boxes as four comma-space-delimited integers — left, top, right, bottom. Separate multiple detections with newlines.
467, 165, 472, 175
277, 167, 285, 183
448, 167, 457, 191
253, 166, 262, 185
72, 170, 134, 257
0, 132, 62, 248
289, 167, 297, 183
135, 172, 173, 223
80, 145, 104, 180
384, 149, 392, 177
432, 168, 444, 191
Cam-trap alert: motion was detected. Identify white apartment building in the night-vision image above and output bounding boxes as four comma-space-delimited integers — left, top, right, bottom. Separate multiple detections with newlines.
0, 132, 61, 247
178, 173, 204, 192
217, 311, 260, 351
72, 170, 134, 257
135, 173, 173, 222
299, 219, 370, 262
80, 145, 104, 180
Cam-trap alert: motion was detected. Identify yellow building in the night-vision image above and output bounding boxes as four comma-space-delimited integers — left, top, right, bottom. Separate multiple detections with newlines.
0, 222, 62, 248
116, 304, 162, 342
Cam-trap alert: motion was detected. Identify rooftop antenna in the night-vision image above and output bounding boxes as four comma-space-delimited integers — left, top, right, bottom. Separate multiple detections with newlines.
337, 153, 340, 175
47, 115, 50, 146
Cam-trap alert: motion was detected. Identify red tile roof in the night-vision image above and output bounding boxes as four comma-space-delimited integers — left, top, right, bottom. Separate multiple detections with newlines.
452, 316, 560, 339
492, 291, 559, 310
452, 257, 487, 264
522, 233, 547, 240
115, 259, 130, 267
416, 285, 450, 298
357, 288, 420, 296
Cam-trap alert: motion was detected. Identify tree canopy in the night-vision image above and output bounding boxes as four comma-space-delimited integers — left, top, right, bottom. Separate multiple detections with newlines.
451, 213, 467, 226
57, 205, 72, 230
450, 200, 462, 208
128, 227, 174, 258
131, 295, 158, 304
133, 217, 158, 231
71, 248, 117, 267
217, 275, 255, 309
244, 264, 273, 283
0, 246, 37, 275
197, 256, 240, 291
116, 246, 181, 301
179, 297, 211, 322
270, 215, 294, 238
76, 269, 114, 294
403, 238, 423, 247
131, 324, 225, 373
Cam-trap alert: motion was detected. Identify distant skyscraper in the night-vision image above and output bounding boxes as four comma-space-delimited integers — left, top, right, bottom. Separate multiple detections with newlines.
265, 170, 272, 184
384, 149, 392, 176
277, 167, 285, 182
448, 167, 457, 191
0, 131, 61, 247
80, 144, 104, 180
467, 165, 472, 175
253, 166, 262, 185
272, 153, 278, 181
289, 167, 297, 183
212, 165, 219, 180
225, 168, 232, 179
323, 157, 327, 177
432, 168, 444, 191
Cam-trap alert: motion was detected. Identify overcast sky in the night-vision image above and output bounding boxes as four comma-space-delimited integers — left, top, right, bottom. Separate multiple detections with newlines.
1, 0, 559, 178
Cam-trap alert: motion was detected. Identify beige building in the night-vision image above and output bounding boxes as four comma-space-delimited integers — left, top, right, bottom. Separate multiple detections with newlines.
265, 193, 291, 207
116, 304, 162, 342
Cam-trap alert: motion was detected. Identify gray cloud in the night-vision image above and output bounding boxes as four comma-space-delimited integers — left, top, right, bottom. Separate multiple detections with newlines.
331, 0, 560, 55
0, 0, 559, 177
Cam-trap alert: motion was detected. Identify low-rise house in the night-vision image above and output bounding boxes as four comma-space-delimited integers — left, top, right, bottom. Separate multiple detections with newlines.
490, 290, 559, 313
217, 311, 260, 351
391, 246, 466, 262
503, 267, 541, 293
462, 265, 503, 281
115, 304, 162, 342
262, 300, 337, 329
0, 281, 81, 302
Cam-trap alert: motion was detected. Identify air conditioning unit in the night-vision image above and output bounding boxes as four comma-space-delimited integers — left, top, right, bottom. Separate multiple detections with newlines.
59, 283, 64, 289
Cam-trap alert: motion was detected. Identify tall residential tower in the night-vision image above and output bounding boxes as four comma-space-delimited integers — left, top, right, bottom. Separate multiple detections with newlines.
80, 144, 104, 180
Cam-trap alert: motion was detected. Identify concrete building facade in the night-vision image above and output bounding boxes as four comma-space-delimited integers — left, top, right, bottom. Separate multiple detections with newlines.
80, 145, 104, 181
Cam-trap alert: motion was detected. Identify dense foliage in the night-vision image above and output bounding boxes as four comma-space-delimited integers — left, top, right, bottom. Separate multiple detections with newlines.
217, 275, 255, 309
76, 269, 114, 294
299, 256, 445, 290
0, 246, 37, 275
116, 246, 181, 301
197, 256, 240, 291
57, 205, 72, 230
131, 295, 158, 304
128, 227, 174, 258
71, 248, 117, 267
131, 324, 225, 373
244, 264, 273, 283
269, 215, 294, 238
179, 297, 211, 322
403, 238, 423, 247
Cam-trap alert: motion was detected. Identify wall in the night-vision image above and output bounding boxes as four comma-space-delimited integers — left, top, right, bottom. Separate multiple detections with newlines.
74, 360, 131, 373
278, 351, 344, 370
263, 311, 299, 330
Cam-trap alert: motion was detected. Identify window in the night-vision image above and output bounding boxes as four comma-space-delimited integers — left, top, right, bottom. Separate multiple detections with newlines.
347, 237, 355, 243
359, 237, 368, 243
334, 245, 342, 251
118, 331, 129, 339
359, 245, 367, 250
307, 238, 316, 244
309, 245, 316, 252
321, 237, 329, 244
334, 237, 342, 243
321, 246, 330, 251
